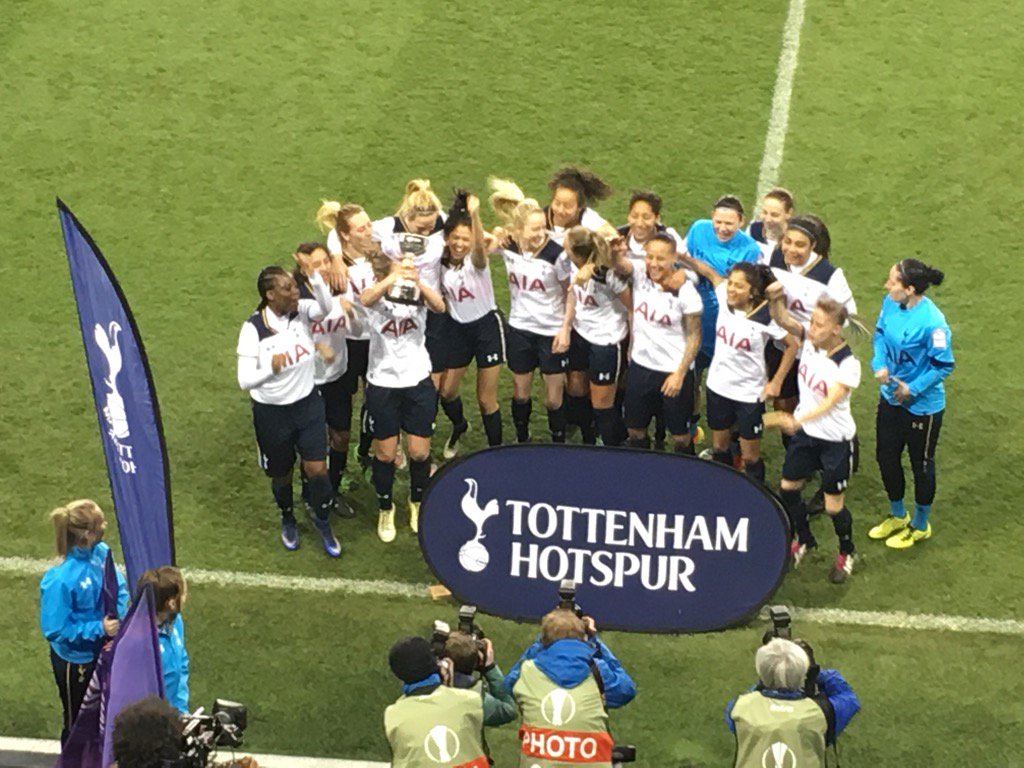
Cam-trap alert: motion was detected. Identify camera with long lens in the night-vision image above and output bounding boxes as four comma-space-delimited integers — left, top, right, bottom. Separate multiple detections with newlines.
387, 234, 428, 304
176, 700, 247, 768
557, 579, 584, 618
761, 605, 819, 697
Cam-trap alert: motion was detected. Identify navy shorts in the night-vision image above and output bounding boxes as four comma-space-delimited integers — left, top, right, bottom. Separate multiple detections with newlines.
507, 326, 568, 376
317, 375, 354, 432
568, 330, 626, 386
765, 343, 799, 399
364, 377, 437, 439
625, 363, 695, 435
425, 310, 450, 375
251, 390, 327, 477
706, 388, 765, 439
447, 310, 506, 370
783, 430, 854, 494
340, 338, 369, 395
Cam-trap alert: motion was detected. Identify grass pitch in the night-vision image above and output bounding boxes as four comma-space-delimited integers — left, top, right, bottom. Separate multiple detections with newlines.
2, 0, 1023, 764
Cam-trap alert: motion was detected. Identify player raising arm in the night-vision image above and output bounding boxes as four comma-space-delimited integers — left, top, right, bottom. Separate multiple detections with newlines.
868, 259, 953, 550
438, 191, 506, 453
767, 283, 861, 583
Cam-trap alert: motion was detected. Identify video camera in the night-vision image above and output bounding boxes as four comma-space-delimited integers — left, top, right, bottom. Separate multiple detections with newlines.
557, 579, 583, 618
176, 700, 248, 768
761, 606, 820, 698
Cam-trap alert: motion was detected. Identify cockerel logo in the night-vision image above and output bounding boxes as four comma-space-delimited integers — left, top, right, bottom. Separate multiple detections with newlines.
93, 321, 130, 439
457, 479, 500, 573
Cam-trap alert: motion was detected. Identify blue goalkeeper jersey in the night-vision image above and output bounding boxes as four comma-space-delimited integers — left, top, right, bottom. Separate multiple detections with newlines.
685, 219, 761, 357
871, 295, 954, 415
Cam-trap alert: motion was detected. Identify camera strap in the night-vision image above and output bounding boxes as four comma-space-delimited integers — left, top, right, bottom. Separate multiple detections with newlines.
588, 660, 606, 706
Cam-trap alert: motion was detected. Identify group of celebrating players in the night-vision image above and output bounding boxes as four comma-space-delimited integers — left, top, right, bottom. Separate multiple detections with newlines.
235, 166, 954, 584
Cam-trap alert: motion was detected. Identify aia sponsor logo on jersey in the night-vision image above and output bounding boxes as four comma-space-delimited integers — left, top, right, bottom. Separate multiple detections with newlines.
634, 301, 672, 326
447, 285, 476, 303
898, 350, 915, 365
380, 318, 418, 338
278, 343, 312, 366
573, 286, 599, 307
798, 362, 829, 397
508, 272, 546, 292
789, 298, 808, 314
717, 325, 752, 351
309, 317, 346, 335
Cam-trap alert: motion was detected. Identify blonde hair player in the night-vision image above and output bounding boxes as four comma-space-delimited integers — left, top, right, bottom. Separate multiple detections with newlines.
316, 201, 379, 478
563, 226, 631, 445
489, 177, 573, 443
767, 285, 861, 583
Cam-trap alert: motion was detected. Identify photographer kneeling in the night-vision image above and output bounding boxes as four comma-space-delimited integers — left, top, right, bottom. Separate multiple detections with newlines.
504, 610, 636, 767
726, 638, 860, 767
385, 636, 489, 768
444, 632, 518, 727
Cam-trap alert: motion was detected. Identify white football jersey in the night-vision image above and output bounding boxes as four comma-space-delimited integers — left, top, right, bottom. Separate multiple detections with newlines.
707, 282, 789, 403
502, 239, 570, 336
374, 216, 445, 295
326, 228, 343, 256
794, 339, 861, 442
570, 264, 629, 345
629, 269, 703, 373
768, 252, 857, 331
298, 278, 349, 385
364, 298, 432, 389
442, 259, 497, 324
548, 207, 609, 246
237, 307, 317, 405
345, 257, 376, 341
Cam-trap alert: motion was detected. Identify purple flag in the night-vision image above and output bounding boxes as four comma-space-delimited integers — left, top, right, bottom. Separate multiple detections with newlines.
57, 200, 174, 588
102, 550, 119, 620
55, 586, 165, 768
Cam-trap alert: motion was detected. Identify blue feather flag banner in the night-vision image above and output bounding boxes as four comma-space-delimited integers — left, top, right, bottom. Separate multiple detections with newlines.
58, 200, 174, 588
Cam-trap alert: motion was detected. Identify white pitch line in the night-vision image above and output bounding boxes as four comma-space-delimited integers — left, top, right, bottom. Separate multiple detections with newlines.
755, 0, 807, 202
0, 555, 430, 599
4, 555, 1022, 637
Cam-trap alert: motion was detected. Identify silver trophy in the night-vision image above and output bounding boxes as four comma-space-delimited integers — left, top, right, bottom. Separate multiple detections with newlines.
387, 234, 428, 304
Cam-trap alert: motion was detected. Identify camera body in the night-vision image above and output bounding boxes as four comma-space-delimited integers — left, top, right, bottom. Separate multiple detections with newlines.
557, 579, 584, 618
762, 606, 819, 698
432, 607, 488, 673
176, 700, 247, 768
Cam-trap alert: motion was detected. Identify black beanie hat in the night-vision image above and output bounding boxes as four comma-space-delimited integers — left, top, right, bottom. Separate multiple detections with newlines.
388, 636, 437, 683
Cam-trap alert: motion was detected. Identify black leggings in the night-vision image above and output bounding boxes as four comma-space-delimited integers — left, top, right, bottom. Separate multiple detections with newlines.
50, 649, 96, 745
875, 399, 944, 506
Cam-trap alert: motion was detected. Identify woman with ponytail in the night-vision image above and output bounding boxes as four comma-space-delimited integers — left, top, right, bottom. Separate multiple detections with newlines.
679, 257, 799, 483
563, 226, 630, 445
316, 201, 378, 477
373, 180, 450, 386
40, 500, 128, 744
437, 191, 505, 454
868, 259, 954, 550
546, 166, 615, 245
489, 177, 572, 443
